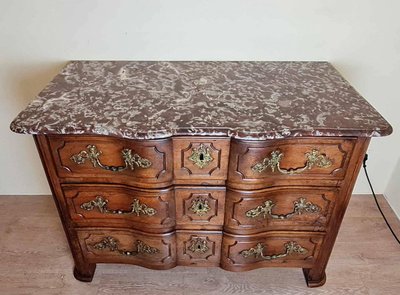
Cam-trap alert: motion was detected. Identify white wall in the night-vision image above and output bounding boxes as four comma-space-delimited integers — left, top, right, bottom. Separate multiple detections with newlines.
385, 158, 400, 218
1, 0, 399, 214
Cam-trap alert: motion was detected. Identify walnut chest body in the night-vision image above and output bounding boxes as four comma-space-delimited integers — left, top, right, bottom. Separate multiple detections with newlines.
34, 134, 369, 287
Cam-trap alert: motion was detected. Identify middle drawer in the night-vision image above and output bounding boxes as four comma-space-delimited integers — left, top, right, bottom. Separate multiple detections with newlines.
224, 187, 338, 234
63, 184, 175, 233
175, 187, 226, 230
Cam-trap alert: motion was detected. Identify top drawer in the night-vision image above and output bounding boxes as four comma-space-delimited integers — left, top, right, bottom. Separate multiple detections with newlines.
48, 136, 173, 188
173, 137, 230, 184
228, 138, 356, 189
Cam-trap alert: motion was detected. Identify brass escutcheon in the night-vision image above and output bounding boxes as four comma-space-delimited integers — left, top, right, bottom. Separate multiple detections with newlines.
188, 144, 213, 168
189, 197, 211, 216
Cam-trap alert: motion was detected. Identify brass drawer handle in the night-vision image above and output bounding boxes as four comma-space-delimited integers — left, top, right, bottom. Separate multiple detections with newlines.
71, 144, 152, 172
189, 144, 214, 168
246, 198, 320, 219
251, 149, 332, 174
189, 197, 211, 216
80, 196, 157, 216
240, 241, 308, 260
92, 236, 159, 256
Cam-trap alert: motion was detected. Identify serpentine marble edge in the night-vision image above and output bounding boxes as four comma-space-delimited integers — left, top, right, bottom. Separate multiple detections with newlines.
10, 61, 392, 140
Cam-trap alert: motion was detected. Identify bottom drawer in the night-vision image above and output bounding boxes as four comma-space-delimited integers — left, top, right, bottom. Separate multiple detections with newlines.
177, 230, 222, 267
77, 228, 177, 270
221, 232, 324, 271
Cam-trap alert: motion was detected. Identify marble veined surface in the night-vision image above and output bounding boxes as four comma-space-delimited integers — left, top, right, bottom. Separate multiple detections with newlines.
10, 61, 392, 139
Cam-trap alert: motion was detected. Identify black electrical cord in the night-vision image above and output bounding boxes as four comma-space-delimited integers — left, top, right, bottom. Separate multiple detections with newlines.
363, 154, 400, 244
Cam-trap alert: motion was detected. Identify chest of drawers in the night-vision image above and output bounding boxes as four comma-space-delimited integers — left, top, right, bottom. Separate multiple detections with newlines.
10, 61, 391, 287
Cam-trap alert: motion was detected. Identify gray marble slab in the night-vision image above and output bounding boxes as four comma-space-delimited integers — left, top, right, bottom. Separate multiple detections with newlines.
10, 61, 392, 139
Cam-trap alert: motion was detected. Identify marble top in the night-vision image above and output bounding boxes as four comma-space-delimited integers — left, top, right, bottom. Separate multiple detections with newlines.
10, 61, 392, 140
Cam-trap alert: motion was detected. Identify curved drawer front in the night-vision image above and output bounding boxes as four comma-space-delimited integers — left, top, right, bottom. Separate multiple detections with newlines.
221, 232, 324, 271
77, 229, 176, 270
225, 187, 337, 234
63, 185, 175, 232
228, 138, 355, 189
173, 137, 230, 183
177, 230, 222, 267
175, 187, 226, 230
49, 136, 173, 188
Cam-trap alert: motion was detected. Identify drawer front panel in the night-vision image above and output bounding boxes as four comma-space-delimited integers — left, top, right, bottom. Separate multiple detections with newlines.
177, 231, 222, 267
221, 232, 324, 271
175, 187, 225, 230
49, 136, 173, 187
225, 187, 337, 234
228, 138, 355, 188
77, 229, 176, 269
63, 185, 175, 232
173, 137, 230, 181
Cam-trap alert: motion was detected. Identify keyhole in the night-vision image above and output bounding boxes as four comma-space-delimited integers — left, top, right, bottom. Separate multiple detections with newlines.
198, 203, 203, 210
199, 153, 204, 161
197, 245, 201, 250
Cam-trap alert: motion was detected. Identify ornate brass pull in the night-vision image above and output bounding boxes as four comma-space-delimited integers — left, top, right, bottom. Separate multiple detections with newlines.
188, 237, 209, 253
80, 196, 157, 216
92, 236, 159, 256
189, 144, 213, 168
71, 144, 152, 172
246, 198, 320, 219
251, 149, 332, 174
189, 197, 211, 216
240, 241, 308, 260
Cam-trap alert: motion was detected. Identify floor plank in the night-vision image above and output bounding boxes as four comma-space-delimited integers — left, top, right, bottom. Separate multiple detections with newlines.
0, 194, 399, 295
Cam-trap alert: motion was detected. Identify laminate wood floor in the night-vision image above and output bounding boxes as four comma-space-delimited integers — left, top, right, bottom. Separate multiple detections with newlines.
0, 194, 399, 295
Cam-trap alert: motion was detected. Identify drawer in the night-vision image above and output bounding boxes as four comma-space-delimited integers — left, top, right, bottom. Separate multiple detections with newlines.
48, 135, 173, 188
173, 137, 230, 184
77, 228, 176, 270
224, 187, 337, 234
221, 232, 324, 271
175, 187, 225, 230
177, 230, 222, 267
63, 185, 175, 233
228, 138, 355, 189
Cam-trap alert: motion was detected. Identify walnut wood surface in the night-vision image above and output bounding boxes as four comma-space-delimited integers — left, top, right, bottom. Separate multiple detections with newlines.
224, 187, 337, 234
63, 184, 175, 233
77, 228, 176, 269
228, 137, 356, 190
173, 137, 230, 182
49, 135, 173, 188
175, 187, 226, 230
34, 134, 371, 287
221, 231, 325, 271
176, 230, 222, 267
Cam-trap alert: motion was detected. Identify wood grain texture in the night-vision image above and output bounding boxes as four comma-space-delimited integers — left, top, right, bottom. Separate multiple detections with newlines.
175, 187, 226, 230
172, 137, 230, 182
49, 135, 173, 189
77, 228, 176, 269
63, 184, 175, 233
1, 194, 399, 294
35, 134, 370, 284
227, 137, 356, 190
224, 187, 337, 234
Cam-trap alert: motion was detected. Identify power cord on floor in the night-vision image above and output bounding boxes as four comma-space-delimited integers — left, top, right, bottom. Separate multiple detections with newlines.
363, 154, 400, 244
